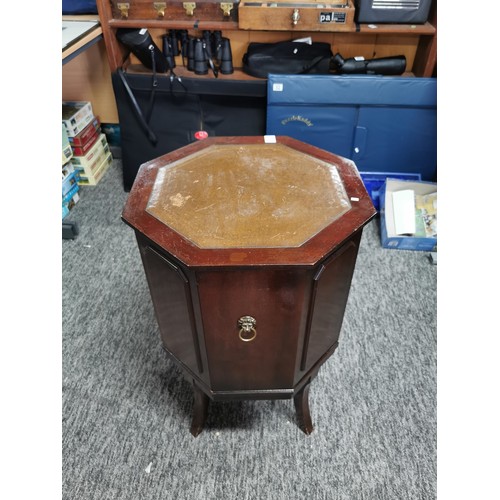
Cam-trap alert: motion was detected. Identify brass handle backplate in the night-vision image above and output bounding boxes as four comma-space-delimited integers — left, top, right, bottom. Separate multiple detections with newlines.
220, 2, 233, 17
153, 2, 166, 17
183, 2, 196, 16
117, 2, 130, 18
238, 316, 257, 342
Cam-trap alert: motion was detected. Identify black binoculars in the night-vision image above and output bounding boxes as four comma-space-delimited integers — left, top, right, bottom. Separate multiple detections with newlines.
161, 31, 177, 70
171, 30, 233, 77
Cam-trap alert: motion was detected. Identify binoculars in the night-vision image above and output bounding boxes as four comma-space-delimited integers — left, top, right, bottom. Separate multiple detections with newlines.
163, 29, 233, 77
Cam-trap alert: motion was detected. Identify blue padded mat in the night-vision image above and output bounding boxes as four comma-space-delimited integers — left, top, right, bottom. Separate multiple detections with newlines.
266, 75, 437, 181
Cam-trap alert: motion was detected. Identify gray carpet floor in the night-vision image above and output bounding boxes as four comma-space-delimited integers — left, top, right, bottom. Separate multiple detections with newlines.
62, 159, 437, 500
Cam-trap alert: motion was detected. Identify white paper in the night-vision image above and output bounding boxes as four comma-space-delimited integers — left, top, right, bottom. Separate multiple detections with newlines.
392, 189, 416, 235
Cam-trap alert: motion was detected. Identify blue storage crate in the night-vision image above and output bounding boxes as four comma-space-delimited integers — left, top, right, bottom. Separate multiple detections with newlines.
360, 171, 422, 211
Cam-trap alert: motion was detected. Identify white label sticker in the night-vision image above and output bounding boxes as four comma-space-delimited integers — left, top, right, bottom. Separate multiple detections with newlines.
264, 135, 277, 143
272, 83, 284, 92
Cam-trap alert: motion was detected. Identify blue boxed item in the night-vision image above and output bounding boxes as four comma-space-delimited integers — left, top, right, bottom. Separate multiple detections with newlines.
379, 178, 437, 251
62, 170, 80, 198
360, 171, 422, 211
101, 123, 121, 147
266, 75, 437, 181
62, 183, 81, 219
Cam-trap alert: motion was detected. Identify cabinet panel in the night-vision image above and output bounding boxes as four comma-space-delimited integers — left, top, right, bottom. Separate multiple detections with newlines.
138, 241, 204, 375
197, 268, 310, 391
299, 234, 361, 376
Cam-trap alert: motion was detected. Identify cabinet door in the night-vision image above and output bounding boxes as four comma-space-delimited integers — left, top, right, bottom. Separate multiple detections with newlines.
197, 268, 310, 392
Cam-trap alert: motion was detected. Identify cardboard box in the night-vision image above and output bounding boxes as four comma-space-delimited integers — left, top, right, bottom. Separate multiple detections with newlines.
379, 178, 437, 251
77, 152, 112, 186
71, 129, 100, 156
62, 101, 94, 137
68, 116, 101, 147
70, 133, 109, 170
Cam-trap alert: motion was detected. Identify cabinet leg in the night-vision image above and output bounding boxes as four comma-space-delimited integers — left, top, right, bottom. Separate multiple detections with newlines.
294, 380, 314, 435
190, 383, 209, 437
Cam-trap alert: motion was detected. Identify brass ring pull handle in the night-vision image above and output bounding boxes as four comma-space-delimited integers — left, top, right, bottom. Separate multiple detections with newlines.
238, 316, 257, 343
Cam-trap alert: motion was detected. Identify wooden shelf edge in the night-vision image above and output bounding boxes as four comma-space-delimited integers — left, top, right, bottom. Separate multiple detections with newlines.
108, 19, 239, 30
124, 64, 417, 80
107, 18, 435, 35
357, 21, 436, 35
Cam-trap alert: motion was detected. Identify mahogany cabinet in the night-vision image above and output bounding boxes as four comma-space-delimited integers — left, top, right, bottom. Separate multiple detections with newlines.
122, 136, 376, 435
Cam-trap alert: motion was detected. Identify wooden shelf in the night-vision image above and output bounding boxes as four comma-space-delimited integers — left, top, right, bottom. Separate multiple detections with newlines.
357, 21, 436, 35
108, 18, 239, 30
96, 0, 437, 77
125, 63, 417, 80
108, 18, 435, 35
126, 63, 261, 80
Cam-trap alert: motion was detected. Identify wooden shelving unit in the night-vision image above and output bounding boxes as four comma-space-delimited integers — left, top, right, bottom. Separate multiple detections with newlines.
96, 0, 437, 77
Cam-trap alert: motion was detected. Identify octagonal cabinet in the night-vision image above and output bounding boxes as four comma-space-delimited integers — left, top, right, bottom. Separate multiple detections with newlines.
122, 136, 376, 436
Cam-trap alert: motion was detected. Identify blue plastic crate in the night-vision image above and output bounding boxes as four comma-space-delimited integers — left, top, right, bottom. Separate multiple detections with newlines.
360, 171, 422, 211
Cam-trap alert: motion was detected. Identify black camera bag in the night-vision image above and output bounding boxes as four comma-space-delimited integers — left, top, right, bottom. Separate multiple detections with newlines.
242, 41, 333, 79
